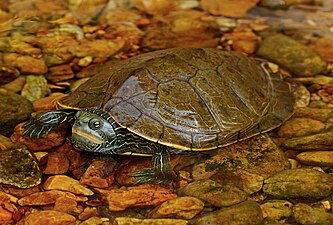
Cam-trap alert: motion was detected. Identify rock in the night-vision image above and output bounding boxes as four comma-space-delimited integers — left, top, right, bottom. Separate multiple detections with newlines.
0, 89, 33, 136
278, 117, 325, 138
79, 216, 109, 225
222, 27, 259, 54
46, 65, 74, 83
260, 200, 293, 220
72, 39, 125, 58
80, 158, 117, 188
190, 201, 263, 225
78, 207, 98, 220
43, 175, 94, 196
201, 0, 259, 17
293, 203, 333, 225
96, 184, 177, 211
263, 168, 333, 198
115, 217, 188, 225
293, 107, 332, 122
2, 76, 26, 93
260, 0, 314, 9
311, 35, 333, 63
18, 190, 87, 206
53, 196, 78, 213
0, 65, 20, 85
43, 152, 70, 174
0, 143, 41, 188
149, 197, 204, 219
178, 179, 247, 207
21, 75, 51, 102
129, 0, 176, 15
296, 151, 333, 167
257, 33, 327, 76
282, 131, 333, 151
10, 122, 66, 151
3, 53, 48, 75
32, 93, 67, 111
17, 210, 76, 225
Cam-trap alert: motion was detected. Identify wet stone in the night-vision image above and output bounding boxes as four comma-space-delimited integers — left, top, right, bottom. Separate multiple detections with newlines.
115, 217, 188, 225
293, 203, 333, 225
190, 201, 263, 225
0, 143, 41, 188
0, 89, 33, 136
282, 131, 333, 151
260, 200, 293, 220
278, 117, 325, 138
257, 33, 327, 76
96, 184, 177, 211
21, 75, 51, 102
178, 179, 248, 207
149, 196, 204, 219
296, 151, 333, 167
17, 210, 76, 225
43, 175, 94, 196
263, 168, 333, 198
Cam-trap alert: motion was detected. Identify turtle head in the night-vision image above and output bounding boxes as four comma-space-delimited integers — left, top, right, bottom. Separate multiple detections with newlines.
71, 108, 119, 154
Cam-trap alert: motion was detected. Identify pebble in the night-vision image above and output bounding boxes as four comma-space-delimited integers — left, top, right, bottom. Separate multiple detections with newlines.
46, 64, 74, 83
43, 175, 94, 196
278, 117, 325, 138
263, 168, 333, 198
3, 53, 48, 75
293, 203, 333, 225
201, 0, 259, 17
115, 217, 188, 225
260, 200, 293, 220
257, 33, 327, 76
296, 151, 333, 167
0, 66, 20, 86
149, 197, 204, 219
1, 76, 26, 93
17, 210, 76, 225
282, 131, 333, 151
78, 56, 93, 67
21, 75, 51, 102
73, 39, 125, 58
43, 152, 70, 174
190, 201, 263, 225
0, 89, 33, 136
96, 184, 177, 211
178, 179, 248, 207
0, 143, 41, 188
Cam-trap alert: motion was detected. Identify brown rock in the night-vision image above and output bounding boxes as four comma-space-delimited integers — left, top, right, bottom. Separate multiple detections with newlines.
223, 27, 259, 54
278, 117, 325, 138
7, 186, 41, 198
46, 65, 74, 83
96, 184, 177, 211
293, 107, 332, 122
311, 35, 333, 63
17, 210, 76, 225
296, 151, 333, 167
129, 0, 176, 15
56, 141, 89, 171
78, 207, 98, 220
282, 131, 333, 151
80, 158, 117, 188
201, 0, 259, 17
43, 152, 69, 174
115, 217, 187, 225
79, 216, 108, 225
293, 203, 333, 225
18, 190, 87, 206
43, 175, 94, 196
149, 196, 204, 219
10, 122, 66, 151
73, 39, 125, 58
0, 206, 13, 225
53, 196, 78, 213
3, 53, 48, 75
32, 93, 67, 111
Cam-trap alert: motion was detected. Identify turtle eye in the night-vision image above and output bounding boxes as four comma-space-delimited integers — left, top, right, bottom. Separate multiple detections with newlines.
88, 118, 102, 130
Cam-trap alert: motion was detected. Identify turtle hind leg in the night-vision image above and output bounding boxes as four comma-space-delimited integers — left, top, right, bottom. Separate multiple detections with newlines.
131, 147, 176, 184
23, 110, 75, 138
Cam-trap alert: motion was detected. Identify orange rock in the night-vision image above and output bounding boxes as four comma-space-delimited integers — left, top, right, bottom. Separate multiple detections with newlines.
43, 175, 94, 196
10, 122, 66, 151
32, 93, 67, 111
78, 207, 98, 220
201, 0, 259, 17
17, 210, 76, 225
223, 27, 259, 54
56, 141, 89, 171
18, 190, 87, 206
3, 53, 48, 75
43, 152, 70, 175
311, 35, 333, 63
80, 158, 117, 188
7, 186, 42, 198
0, 206, 13, 224
149, 197, 204, 219
53, 196, 78, 213
115, 217, 187, 225
96, 184, 177, 211
46, 65, 74, 83
79, 216, 109, 225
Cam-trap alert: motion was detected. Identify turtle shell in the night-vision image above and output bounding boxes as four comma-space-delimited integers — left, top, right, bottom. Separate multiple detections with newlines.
58, 48, 294, 151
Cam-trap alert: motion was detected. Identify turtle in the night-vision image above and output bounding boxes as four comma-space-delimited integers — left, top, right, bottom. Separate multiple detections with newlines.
23, 48, 294, 183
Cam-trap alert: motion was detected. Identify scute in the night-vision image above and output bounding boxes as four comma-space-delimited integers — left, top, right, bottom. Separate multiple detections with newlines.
58, 48, 294, 151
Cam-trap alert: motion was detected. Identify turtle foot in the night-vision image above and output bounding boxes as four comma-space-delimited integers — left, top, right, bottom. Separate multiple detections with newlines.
131, 168, 176, 184
23, 119, 56, 138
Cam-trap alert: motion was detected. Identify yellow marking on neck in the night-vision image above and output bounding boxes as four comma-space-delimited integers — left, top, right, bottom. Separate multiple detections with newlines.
72, 127, 103, 144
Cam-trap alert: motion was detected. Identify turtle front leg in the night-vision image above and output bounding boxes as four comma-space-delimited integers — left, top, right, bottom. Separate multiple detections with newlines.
132, 147, 177, 184
23, 110, 75, 138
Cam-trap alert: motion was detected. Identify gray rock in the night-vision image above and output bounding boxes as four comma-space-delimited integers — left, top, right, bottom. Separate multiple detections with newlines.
257, 33, 327, 76
263, 168, 333, 198
0, 89, 33, 136
21, 75, 50, 101
190, 201, 263, 225
293, 203, 333, 225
